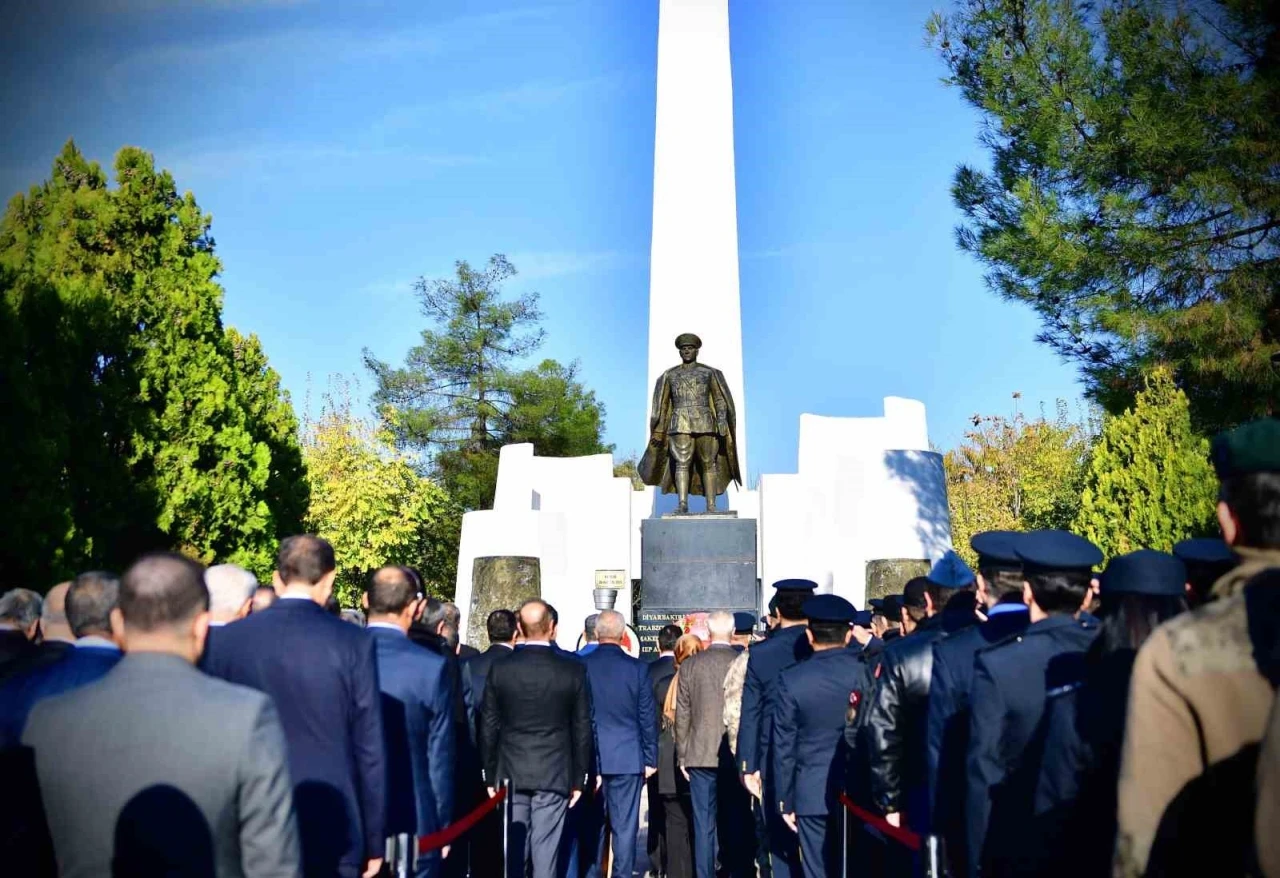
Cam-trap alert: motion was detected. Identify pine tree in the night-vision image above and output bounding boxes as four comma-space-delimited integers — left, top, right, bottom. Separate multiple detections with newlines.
1072, 368, 1218, 558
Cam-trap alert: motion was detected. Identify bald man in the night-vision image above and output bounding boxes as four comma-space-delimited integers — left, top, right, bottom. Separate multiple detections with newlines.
480, 600, 594, 878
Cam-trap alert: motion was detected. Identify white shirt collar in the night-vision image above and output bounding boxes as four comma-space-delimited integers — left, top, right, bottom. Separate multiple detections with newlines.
278, 593, 314, 602
366, 622, 405, 635
76, 635, 120, 651
495, 642, 515, 649
521, 640, 552, 647
208, 620, 228, 627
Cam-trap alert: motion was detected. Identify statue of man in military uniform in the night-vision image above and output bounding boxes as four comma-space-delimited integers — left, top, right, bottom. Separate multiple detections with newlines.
639, 333, 743, 514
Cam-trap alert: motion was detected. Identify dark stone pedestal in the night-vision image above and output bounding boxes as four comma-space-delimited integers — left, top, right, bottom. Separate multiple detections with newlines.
864, 558, 930, 603
637, 517, 758, 658
468, 556, 540, 649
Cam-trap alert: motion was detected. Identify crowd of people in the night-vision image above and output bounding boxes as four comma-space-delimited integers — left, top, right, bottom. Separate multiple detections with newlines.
0, 415, 1277, 878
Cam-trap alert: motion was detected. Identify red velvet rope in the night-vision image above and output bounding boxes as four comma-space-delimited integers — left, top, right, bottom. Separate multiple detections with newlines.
837, 792, 923, 852
415, 788, 508, 853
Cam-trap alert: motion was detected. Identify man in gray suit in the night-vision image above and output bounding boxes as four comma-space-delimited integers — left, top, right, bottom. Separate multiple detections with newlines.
23, 552, 300, 878
675, 610, 741, 878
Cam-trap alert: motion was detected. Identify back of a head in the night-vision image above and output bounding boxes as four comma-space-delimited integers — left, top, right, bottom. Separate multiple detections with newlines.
340, 609, 366, 627
204, 564, 258, 618
418, 597, 448, 632
583, 613, 600, 642
67, 572, 121, 638
595, 610, 626, 642
674, 633, 703, 666
657, 624, 682, 654
120, 554, 209, 633
518, 599, 553, 640
276, 534, 336, 586
486, 609, 518, 644
1213, 419, 1280, 550
706, 610, 734, 641
442, 602, 462, 627
41, 582, 73, 640
367, 566, 416, 617
251, 586, 277, 612
775, 591, 808, 622
0, 588, 42, 631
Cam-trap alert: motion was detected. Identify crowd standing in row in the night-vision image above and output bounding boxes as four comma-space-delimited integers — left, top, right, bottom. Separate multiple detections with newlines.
0, 416, 1277, 878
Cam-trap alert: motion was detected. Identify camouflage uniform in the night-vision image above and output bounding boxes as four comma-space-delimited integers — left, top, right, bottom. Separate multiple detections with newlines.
723, 648, 750, 754
1114, 547, 1280, 877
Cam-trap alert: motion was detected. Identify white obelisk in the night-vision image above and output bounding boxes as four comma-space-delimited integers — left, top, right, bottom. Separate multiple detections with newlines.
646, 0, 748, 506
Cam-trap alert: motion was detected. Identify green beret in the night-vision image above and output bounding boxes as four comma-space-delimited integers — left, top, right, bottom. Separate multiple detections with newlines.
674, 333, 702, 349
1212, 418, 1280, 478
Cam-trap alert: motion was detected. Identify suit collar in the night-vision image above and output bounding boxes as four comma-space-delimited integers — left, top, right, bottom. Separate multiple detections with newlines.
1027, 614, 1086, 635
809, 646, 849, 661
368, 623, 405, 637
272, 597, 324, 614
114, 651, 196, 677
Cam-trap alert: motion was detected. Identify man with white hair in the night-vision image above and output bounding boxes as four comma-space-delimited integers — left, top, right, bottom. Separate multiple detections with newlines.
204, 564, 259, 626
0, 588, 43, 673
676, 610, 739, 878
0, 583, 74, 682
580, 608, 658, 878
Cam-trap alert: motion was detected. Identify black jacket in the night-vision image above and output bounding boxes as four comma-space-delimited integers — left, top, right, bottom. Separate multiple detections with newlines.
479, 644, 594, 796
464, 643, 514, 720
867, 613, 949, 816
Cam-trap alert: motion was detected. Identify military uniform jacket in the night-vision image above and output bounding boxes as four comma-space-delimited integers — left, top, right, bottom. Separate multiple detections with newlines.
737, 625, 812, 777
722, 648, 750, 757
1114, 548, 1280, 878
773, 647, 865, 817
966, 613, 1097, 878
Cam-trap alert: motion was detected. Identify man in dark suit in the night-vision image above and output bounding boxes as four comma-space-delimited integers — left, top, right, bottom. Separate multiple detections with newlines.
480, 599, 593, 878
24, 552, 300, 877
676, 610, 739, 878
646, 624, 681, 876
0, 588, 42, 674
738, 579, 817, 878
927, 532, 1030, 878
465, 609, 518, 714
0, 582, 74, 683
366, 567, 455, 878
203, 535, 386, 878
966, 531, 1099, 877
773, 595, 864, 878
0, 571, 123, 745
441, 602, 480, 659
581, 609, 658, 878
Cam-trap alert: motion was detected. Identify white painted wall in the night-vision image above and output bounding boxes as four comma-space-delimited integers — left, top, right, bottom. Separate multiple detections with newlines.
647, 0, 748, 501
758, 398, 952, 610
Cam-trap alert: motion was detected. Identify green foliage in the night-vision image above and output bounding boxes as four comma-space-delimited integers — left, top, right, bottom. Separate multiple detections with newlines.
302, 381, 460, 606
365, 254, 613, 510
929, 0, 1280, 432
0, 142, 307, 587
1072, 367, 1217, 557
945, 399, 1094, 566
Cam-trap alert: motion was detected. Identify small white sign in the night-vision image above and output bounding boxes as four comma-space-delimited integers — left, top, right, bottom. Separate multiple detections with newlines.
594, 570, 626, 590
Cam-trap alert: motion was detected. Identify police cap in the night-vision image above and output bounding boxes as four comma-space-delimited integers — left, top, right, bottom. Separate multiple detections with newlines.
970, 530, 1022, 570
1014, 530, 1103, 575
1172, 538, 1235, 566
928, 550, 976, 588
802, 594, 856, 623
852, 609, 874, 628
733, 611, 756, 634
902, 576, 930, 610
772, 578, 819, 594
881, 594, 904, 617
1100, 550, 1187, 597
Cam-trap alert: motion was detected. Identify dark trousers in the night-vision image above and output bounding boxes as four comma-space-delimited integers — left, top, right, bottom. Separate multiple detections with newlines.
753, 798, 774, 878
688, 768, 719, 878
717, 762, 756, 877
763, 778, 800, 878
662, 795, 695, 878
796, 814, 839, 878
591, 774, 642, 878
509, 790, 568, 878
647, 776, 665, 875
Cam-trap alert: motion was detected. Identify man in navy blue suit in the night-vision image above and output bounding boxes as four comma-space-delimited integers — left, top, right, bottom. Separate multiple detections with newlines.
927, 531, 1030, 878
581, 609, 658, 878
0, 571, 123, 745
203, 534, 387, 878
965, 531, 1099, 878
366, 566, 455, 878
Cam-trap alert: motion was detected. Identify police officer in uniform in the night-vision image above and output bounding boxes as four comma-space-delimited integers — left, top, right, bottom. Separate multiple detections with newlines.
737, 579, 816, 878
926, 531, 1030, 878
772, 595, 864, 878
965, 530, 1100, 877
1172, 537, 1238, 607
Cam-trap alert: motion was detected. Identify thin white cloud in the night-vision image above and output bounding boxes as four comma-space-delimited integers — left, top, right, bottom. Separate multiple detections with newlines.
160, 142, 486, 183
375, 75, 620, 135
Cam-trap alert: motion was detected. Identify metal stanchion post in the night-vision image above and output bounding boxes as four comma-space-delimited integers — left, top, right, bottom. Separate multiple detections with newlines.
925, 834, 942, 878
841, 801, 849, 877
398, 832, 411, 878
501, 780, 511, 878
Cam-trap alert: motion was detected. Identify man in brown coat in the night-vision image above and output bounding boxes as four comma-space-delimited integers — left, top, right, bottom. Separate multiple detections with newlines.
1115, 418, 1280, 877
676, 610, 739, 878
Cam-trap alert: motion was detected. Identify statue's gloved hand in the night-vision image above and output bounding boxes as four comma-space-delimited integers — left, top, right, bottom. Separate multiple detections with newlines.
717, 419, 729, 436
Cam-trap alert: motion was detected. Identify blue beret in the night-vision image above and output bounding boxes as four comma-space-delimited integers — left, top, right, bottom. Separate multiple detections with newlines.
772, 578, 819, 593
852, 610, 874, 627
733, 611, 756, 634
1172, 538, 1235, 566
1212, 418, 1280, 478
928, 550, 976, 588
1101, 550, 1187, 597
1014, 530, 1103, 573
802, 594, 856, 623
970, 531, 1022, 569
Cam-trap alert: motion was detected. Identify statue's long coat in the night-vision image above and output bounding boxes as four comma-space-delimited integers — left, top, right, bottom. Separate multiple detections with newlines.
637, 364, 743, 497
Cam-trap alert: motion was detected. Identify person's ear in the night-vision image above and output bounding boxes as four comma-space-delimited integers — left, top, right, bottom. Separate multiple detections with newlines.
110, 607, 127, 645
805, 628, 816, 647
975, 574, 990, 606
361, 592, 369, 611
1022, 581, 1034, 608
1217, 501, 1239, 546
924, 592, 936, 615
236, 597, 252, 620
192, 612, 211, 660
271, 571, 285, 594
842, 628, 853, 647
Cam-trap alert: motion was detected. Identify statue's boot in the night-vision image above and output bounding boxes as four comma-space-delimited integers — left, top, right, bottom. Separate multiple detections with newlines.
675, 466, 690, 514
705, 471, 717, 513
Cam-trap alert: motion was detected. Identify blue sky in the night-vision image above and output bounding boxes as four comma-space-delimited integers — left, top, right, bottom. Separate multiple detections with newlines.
0, 0, 1083, 483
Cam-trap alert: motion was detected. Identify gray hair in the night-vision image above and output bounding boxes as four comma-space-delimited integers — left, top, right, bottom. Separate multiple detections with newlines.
707, 610, 734, 641
583, 613, 600, 641
0, 588, 43, 629
595, 610, 626, 642
204, 564, 259, 617
67, 572, 121, 638
340, 608, 366, 627
441, 602, 462, 628
42, 582, 71, 626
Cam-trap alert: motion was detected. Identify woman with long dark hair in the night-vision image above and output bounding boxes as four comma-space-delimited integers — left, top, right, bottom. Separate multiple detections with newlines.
1033, 549, 1189, 876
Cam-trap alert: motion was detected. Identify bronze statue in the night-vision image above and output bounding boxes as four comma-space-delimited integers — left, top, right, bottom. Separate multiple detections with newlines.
639, 333, 743, 513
